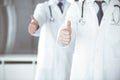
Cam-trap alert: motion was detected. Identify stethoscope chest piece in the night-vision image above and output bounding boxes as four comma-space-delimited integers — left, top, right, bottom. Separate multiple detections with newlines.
49, 17, 55, 22
79, 18, 86, 25
49, 5, 55, 23
78, 0, 86, 25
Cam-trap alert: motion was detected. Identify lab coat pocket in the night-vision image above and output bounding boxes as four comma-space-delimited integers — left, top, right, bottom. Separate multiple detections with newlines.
107, 25, 120, 60
77, 21, 90, 35
110, 7, 120, 26
112, 41, 120, 59
71, 53, 90, 80
108, 25, 120, 44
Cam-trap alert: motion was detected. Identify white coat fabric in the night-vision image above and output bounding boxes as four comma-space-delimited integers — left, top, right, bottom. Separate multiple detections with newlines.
33, 0, 74, 80
63, 0, 120, 80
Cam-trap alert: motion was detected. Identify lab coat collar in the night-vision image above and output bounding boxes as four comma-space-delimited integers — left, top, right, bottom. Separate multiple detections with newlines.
49, 0, 67, 5
54, 0, 66, 4
92, 0, 110, 4
86, 0, 111, 4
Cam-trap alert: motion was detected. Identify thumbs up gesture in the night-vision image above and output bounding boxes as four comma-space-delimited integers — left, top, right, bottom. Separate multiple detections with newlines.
59, 20, 71, 45
28, 16, 39, 35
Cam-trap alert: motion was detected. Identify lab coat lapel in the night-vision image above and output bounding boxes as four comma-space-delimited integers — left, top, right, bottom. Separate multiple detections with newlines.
50, 3, 63, 20
100, 0, 118, 26
63, 2, 70, 16
51, 2, 70, 20
54, 2, 70, 17
54, 3, 63, 16
87, 0, 98, 26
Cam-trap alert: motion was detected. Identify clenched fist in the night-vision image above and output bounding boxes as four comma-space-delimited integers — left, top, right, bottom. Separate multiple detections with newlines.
28, 16, 39, 35
58, 20, 71, 45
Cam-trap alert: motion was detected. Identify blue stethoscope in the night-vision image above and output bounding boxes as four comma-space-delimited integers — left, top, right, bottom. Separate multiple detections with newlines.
79, 0, 120, 25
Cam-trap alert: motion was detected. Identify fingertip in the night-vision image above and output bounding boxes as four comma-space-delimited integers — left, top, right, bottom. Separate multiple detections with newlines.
31, 15, 35, 20
67, 20, 71, 27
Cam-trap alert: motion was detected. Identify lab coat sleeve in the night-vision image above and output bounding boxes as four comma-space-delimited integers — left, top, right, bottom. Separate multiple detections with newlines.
57, 2, 79, 47
33, 2, 47, 36
33, 28, 41, 37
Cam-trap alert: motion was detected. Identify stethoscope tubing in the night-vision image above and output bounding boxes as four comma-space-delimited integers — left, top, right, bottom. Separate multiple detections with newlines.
49, 0, 120, 24
79, 0, 120, 25
113, 4, 120, 24
49, 5, 55, 22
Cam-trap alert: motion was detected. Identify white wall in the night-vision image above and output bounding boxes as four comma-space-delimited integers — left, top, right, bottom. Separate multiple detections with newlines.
0, 54, 37, 80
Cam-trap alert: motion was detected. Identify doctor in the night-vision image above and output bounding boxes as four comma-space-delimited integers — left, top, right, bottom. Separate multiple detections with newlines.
58, 0, 120, 80
28, 0, 75, 80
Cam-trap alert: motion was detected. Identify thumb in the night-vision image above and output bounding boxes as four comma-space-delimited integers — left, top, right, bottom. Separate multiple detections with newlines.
66, 20, 71, 33
31, 16, 38, 24
31, 16, 36, 21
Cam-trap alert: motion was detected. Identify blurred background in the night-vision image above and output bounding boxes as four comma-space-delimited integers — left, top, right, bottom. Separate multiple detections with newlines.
0, 0, 46, 80
0, 0, 74, 80
0, 0, 45, 55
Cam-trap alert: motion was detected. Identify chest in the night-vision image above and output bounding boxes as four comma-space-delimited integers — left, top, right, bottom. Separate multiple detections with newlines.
76, 2, 120, 30
75, 2, 120, 41
46, 4, 67, 22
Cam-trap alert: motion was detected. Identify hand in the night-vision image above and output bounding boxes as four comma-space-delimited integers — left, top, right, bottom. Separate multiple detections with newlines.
59, 20, 71, 45
28, 16, 39, 35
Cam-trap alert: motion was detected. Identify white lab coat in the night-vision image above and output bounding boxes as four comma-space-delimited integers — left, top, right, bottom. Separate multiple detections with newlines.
33, 1, 74, 80
63, 0, 120, 80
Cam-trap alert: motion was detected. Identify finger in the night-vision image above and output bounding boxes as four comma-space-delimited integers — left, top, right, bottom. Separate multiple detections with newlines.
59, 37, 70, 45
31, 16, 36, 21
29, 24, 37, 33
61, 40, 70, 45
61, 29, 71, 35
62, 38, 71, 42
60, 33, 71, 39
66, 20, 71, 33
59, 35, 71, 44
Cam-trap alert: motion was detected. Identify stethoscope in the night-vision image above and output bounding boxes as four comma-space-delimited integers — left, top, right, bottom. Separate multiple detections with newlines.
111, 4, 120, 26
79, 0, 120, 26
79, 0, 86, 25
49, 5, 55, 22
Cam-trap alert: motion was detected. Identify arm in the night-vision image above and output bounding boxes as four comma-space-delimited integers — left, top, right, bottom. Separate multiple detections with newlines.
58, 3, 78, 46
28, 16, 39, 36
28, 3, 47, 36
